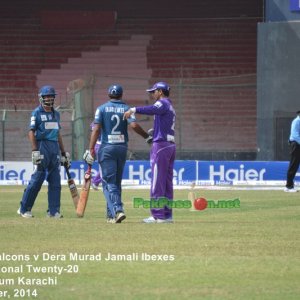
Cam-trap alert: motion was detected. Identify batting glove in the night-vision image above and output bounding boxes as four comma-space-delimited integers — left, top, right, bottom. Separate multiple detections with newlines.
145, 128, 153, 144
61, 152, 71, 168
145, 136, 153, 144
83, 149, 95, 165
148, 128, 154, 136
32, 151, 43, 165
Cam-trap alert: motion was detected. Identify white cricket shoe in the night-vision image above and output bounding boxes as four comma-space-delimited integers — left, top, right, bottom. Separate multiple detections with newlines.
284, 187, 298, 193
47, 212, 63, 218
156, 218, 174, 223
107, 218, 116, 223
17, 208, 33, 218
143, 216, 174, 223
142, 216, 157, 223
115, 212, 126, 223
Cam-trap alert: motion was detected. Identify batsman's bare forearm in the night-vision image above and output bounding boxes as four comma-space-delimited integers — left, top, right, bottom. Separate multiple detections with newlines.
28, 130, 38, 151
130, 122, 149, 139
58, 133, 66, 153
89, 124, 101, 152
123, 110, 132, 120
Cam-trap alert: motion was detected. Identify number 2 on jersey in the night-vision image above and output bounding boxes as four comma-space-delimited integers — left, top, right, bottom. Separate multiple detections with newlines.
111, 114, 121, 134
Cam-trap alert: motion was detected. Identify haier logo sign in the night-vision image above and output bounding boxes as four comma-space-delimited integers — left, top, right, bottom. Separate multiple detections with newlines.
126, 163, 186, 181
209, 164, 266, 181
0, 160, 291, 185
124, 161, 196, 184
198, 161, 289, 183
127, 164, 151, 181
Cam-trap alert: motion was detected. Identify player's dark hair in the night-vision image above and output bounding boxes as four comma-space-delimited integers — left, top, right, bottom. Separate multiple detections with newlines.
162, 90, 170, 97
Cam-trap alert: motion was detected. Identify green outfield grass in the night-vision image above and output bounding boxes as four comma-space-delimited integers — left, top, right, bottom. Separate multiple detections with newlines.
0, 186, 300, 300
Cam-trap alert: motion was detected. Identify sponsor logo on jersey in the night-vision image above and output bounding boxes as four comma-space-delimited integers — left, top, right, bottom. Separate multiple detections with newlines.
154, 101, 163, 108
44, 122, 59, 129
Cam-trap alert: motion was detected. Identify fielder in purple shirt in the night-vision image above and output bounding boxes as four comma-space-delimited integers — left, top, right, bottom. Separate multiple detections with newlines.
124, 82, 176, 223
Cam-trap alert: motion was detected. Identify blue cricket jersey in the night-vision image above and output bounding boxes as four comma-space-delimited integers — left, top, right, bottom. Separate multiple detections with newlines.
289, 116, 300, 144
94, 99, 136, 145
29, 105, 61, 141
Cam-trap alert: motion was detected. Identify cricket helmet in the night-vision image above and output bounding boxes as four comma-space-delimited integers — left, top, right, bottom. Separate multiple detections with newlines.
108, 84, 123, 98
38, 85, 56, 108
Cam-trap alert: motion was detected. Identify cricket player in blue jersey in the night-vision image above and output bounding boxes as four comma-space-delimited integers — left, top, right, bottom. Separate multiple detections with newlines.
18, 85, 70, 218
124, 82, 176, 223
285, 110, 300, 192
83, 84, 151, 223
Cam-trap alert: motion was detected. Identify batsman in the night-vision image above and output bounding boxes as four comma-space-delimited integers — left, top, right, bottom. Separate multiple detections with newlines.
83, 84, 150, 223
18, 85, 70, 218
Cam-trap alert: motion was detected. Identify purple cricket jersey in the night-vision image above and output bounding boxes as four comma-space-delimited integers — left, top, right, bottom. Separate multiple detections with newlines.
136, 97, 176, 220
135, 98, 175, 143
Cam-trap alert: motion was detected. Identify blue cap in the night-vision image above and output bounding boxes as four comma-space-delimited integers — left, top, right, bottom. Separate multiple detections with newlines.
146, 82, 170, 92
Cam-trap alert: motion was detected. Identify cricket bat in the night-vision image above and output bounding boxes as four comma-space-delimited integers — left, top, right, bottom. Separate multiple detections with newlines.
188, 182, 196, 210
64, 165, 79, 209
76, 164, 92, 218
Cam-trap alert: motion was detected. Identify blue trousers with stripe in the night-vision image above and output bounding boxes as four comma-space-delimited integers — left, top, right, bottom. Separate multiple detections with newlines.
98, 143, 127, 218
20, 140, 61, 215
